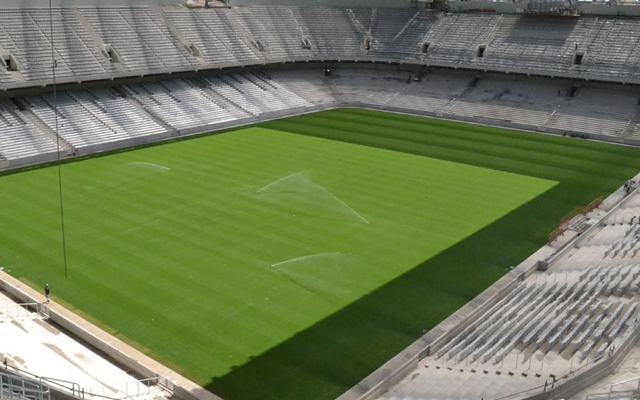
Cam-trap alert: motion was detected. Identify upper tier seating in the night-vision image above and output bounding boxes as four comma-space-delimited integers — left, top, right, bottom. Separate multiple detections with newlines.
3, 8, 640, 87
477, 15, 595, 73
290, 7, 369, 59
232, 6, 311, 60
79, 7, 198, 72
0, 9, 113, 82
576, 18, 640, 80
421, 13, 501, 64
368, 10, 439, 59
163, 9, 261, 66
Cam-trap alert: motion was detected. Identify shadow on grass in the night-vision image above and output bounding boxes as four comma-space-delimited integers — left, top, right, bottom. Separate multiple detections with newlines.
206, 184, 586, 400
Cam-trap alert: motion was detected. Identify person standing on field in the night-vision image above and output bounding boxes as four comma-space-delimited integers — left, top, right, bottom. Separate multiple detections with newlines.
44, 283, 50, 304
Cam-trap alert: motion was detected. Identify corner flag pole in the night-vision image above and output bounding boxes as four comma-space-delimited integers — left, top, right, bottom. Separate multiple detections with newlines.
49, 0, 69, 279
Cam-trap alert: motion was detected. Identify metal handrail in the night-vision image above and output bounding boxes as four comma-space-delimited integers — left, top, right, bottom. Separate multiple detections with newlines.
0, 364, 120, 400
610, 375, 640, 392
0, 303, 48, 319
0, 371, 50, 400
40, 377, 81, 398
587, 389, 640, 400
492, 319, 640, 400
0, 303, 173, 400
124, 376, 173, 397
490, 354, 606, 400
2, 364, 174, 400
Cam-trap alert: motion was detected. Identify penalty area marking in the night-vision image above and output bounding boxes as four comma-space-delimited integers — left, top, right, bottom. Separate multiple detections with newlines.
130, 162, 171, 171
271, 252, 344, 268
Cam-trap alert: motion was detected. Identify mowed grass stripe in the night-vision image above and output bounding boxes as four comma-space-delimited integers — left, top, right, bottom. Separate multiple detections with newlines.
265, 117, 588, 182
1, 126, 553, 391
263, 109, 639, 183
205, 110, 640, 400
337, 108, 639, 162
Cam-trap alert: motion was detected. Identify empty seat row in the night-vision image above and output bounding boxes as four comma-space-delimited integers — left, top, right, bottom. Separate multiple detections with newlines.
5, 8, 640, 87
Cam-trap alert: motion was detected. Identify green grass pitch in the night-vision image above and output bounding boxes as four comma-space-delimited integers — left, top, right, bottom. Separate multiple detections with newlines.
1, 109, 640, 400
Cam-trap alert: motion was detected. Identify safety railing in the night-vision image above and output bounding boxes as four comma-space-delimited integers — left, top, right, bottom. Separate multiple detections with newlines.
609, 212, 634, 225
0, 371, 50, 400
2, 363, 173, 400
610, 375, 640, 392
124, 376, 172, 397
586, 389, 640, 400
0, 303, 48, 319
491, 354, 607, 400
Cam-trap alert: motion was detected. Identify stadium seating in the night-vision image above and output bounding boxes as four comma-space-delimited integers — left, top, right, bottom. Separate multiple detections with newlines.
548, 87, 638, 137
289, 7, 369, 59
79, 7, 198, 72
172, 9, 261, 64
576, 18, 640, 80
5, 7, 640, 87
0, 9, 112, 83
0, 100, 59, 161
379, 187, 640, 400
0, 68, 317, 166
3, 63, 640, 169
25, 90, 167, 153
476, 15, 593, 73
444, 75, 558, 128
368, 10, 439, 59
122, 80, 237, 131
4, 5, 640, 400
3, 6, 640, 169
268, 69, 337, 106
230, 7, 311, 60
421, 13, 501, 65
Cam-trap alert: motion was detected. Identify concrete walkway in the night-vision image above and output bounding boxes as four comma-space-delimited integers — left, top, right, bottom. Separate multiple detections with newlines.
0, 290, 167, 400
569, 340, 640, 399
0, 270, 224, 400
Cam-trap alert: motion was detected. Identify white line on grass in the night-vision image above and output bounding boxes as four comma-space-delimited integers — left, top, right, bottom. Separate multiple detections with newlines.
131, 162, 171, 171
271, 252, 343, 268
256, 172, 301, 193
